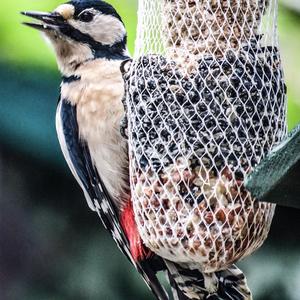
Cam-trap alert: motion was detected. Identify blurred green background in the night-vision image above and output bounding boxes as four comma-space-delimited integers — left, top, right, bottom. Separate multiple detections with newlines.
0, 1, 300, 300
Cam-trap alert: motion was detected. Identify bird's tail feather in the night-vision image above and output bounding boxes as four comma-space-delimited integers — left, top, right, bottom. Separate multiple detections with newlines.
165, 260, 252, 300
166, 269, 193, 300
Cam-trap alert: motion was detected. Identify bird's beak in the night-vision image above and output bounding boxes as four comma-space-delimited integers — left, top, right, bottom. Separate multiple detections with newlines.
21, 11, 65, 32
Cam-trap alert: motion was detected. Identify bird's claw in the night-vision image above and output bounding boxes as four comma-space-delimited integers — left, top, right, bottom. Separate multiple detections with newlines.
120, 116, 128, 139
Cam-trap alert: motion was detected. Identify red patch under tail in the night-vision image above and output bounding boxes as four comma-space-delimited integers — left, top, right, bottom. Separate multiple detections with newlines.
120, 200, 152, 262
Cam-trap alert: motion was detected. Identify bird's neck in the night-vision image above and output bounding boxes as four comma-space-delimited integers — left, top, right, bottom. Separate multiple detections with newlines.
93, 39, 130, 61
60, 58, 125, 106
56, 38, 129, 77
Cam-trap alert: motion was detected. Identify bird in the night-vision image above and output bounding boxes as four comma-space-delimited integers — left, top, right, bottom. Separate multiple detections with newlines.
21, 1, 168, 299
22, 1, 254, 299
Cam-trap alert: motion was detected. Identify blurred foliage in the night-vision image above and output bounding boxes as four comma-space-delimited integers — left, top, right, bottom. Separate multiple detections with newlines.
278, 5, 300, 129
0, 1, 300, 300
0, 65, 61, 163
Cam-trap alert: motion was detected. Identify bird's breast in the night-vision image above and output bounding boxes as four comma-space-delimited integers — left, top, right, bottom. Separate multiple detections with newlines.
61, 59, 129, 207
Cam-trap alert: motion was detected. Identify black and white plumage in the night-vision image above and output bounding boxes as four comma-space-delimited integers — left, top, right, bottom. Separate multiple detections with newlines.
56, 98, 168, 300
22, 1, 171, 299
23, 1, 168, 299
166, 262, 251, 300
22, 1, 253, 299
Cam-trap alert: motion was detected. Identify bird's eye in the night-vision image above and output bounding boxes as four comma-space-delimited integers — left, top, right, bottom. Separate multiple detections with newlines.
79, 11, 94, 22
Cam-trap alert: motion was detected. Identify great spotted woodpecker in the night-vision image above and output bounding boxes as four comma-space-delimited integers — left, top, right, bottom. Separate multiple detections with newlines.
22, 1, 252, 299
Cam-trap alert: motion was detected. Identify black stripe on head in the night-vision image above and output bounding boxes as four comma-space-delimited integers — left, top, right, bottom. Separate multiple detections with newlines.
69, 0, 123, 24
62, 0, 128, 60
59, 23, 128, 60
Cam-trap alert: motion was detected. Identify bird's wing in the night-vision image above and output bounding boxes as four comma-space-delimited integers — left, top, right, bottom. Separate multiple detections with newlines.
56, 98, 169, 300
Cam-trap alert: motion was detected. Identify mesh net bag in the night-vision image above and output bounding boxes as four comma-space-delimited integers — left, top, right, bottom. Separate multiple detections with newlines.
123, 0, 287, 273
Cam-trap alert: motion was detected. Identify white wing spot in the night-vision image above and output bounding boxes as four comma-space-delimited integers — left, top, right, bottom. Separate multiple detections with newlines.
101, 200, 110, 214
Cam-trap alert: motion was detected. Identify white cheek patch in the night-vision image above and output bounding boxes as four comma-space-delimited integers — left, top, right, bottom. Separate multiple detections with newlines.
69, 14, 126, 46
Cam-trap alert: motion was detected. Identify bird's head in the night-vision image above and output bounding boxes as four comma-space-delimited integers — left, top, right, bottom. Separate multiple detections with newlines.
22, 0, 128, 75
